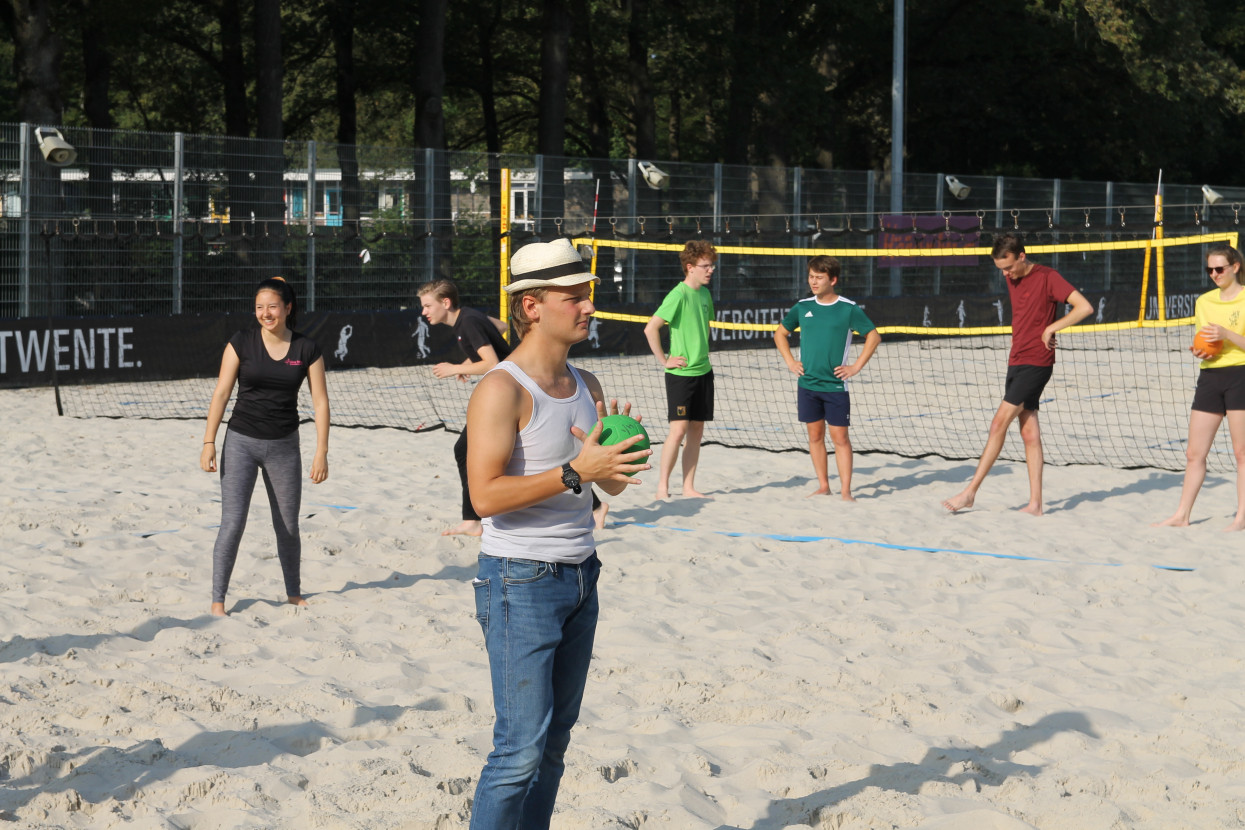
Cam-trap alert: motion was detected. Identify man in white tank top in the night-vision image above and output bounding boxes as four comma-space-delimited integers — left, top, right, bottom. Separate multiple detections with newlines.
464, 239, 652, 829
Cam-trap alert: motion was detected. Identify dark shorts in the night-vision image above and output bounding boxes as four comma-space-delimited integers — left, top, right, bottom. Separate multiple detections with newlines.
1003, 365, 1054, 411
666, 370, 714, 422
797, 387, 850, 427
1191, 365, 1245, 414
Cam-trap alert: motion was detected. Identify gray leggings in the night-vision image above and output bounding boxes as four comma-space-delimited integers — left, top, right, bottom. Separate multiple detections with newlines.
212, 430, 303, 604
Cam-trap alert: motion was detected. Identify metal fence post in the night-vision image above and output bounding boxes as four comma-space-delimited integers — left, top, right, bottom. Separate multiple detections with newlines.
534, 153, 544, 236
173, 132, 184, 313
627, 158, 638, 303
18, 122, 30, 317
307, 140, 316, 310
1105, 181, 1114, 290
1052, 178, 1061, 273
865, 169, 876, 295
712, 162, 723, 303
424, 147, 435, 282
792, 166, 803, 292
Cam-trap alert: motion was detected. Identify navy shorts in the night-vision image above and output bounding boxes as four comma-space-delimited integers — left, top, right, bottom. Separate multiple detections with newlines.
1003, 365, 1054, 411
1191, 365, 1245, 414
797, 387, 850, 427
666, 370, 714, 421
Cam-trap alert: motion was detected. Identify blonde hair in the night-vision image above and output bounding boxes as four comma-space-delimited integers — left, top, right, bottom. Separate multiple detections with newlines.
508, 287, 550, 339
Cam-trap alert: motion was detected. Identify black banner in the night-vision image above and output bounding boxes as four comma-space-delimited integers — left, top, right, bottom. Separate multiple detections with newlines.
1, 288, 1174, 389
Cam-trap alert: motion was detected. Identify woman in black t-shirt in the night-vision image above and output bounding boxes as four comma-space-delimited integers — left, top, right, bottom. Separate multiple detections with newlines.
200, 277, 330, 617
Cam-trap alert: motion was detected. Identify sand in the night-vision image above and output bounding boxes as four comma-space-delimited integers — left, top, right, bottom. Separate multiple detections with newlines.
2, 383, 1243, 829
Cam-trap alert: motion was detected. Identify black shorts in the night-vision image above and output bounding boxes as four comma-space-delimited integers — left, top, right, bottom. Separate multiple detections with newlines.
797, 387, 850, 427
666, 370, 715, 421
1003, 365, 1054, 411
1191, 365, 1245, 414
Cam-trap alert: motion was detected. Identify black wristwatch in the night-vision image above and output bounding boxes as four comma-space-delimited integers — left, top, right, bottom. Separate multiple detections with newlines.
560, 462, 582, 494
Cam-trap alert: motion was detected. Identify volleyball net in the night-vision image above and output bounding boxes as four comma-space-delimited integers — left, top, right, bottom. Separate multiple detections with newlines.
37, 229, 1239, 473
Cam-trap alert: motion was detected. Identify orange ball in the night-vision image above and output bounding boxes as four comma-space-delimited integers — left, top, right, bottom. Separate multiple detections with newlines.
1194, 330, 1223, 357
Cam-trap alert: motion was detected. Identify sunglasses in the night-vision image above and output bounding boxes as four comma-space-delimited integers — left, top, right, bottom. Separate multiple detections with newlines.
1207, 265, 1233, 276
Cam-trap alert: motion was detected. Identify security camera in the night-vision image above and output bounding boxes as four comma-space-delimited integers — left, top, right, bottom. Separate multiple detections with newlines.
637, 161, 669, 191
1202, 184, 1224, 205
945, 175, 971, 200
36, 128, 76, 167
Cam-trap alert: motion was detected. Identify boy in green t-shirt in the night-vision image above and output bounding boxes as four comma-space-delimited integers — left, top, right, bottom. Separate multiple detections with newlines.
644, 240, 717, 499
774, 255, 881, 500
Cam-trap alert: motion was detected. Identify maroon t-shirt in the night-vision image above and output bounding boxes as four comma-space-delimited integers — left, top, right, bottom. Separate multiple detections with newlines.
1006, 263, 1076, 367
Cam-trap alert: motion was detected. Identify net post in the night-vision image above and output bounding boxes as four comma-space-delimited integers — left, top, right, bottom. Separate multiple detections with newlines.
499, 166, 511, 341
1154, 186, 1165, 322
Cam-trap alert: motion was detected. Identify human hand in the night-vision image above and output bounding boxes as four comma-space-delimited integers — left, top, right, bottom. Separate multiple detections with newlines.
310, 451, 329, 483
200, 443, 217, 473
663, 355, 688, 369
834, 363, 859, 380
785, 359, 804, 376
568, 400, 652, 484
432, 362, 456, 379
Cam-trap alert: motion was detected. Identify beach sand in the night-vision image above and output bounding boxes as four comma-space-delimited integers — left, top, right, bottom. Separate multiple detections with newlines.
2, 384, 1243, 829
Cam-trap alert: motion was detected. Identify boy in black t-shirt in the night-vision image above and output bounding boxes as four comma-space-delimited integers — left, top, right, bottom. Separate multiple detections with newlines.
419, 280, 513, 536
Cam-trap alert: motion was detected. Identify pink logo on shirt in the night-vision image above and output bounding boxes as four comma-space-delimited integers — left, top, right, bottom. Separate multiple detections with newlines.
284, 359, 304, 366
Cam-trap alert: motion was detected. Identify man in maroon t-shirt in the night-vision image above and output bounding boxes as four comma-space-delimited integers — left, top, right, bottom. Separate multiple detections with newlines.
942, 232, 1093, 515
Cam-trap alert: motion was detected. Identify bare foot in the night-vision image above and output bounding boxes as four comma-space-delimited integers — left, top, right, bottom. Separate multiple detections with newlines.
287, 596, 309, 608
942, 491, 975, 513
1152, 514, 1190, 528
841, 493, 856, 503
683, 488, 713, 499
806, 486, 832, 498
442, 519, 483, 537
655, 486, 670, 500
593, 499, 610, 530
1018, 503, 1043, 516
210, 602, 227, 617
1223, 518, 1245, 532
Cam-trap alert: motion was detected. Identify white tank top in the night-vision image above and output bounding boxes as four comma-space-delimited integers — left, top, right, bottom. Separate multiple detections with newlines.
480, 361, 597, 563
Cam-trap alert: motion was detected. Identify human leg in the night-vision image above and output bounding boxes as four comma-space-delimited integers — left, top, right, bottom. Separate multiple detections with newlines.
681, 420, 709, 497
591, 489, 608, 529
211, 433, 262, 614
1225, 410, 1245, 531
1154, 410, 1222, 527
657, 419, 689, 499
805, 420, 830, 496
942, 400, 1024, 512
1016, 409, 1044, 515
470, 554, 600, 829
259, 432, 306, 605
445, 430, 483, 536
828, 425, 854, 501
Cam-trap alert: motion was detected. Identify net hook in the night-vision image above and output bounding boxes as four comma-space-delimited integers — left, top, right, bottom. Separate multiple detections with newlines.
1234, 203, 1241, 225
1193, 208, 1202, 227
665, 215, 675, 236
753, 215, 761, 235
1083, 208, 1091, 228
942, 210, 951, 232
1045, 210, 1053, 229
911, 214, 919, 234
609, 217, 619, 237
724, 217, 731, 235
975, 210, 985, 230
785, 216, 792, 234
1118, 206, 1127, 227
637, 216, 646, 235
72, 217, 81, 238
695, 217, 703, 235
1010, 209, 1020, 229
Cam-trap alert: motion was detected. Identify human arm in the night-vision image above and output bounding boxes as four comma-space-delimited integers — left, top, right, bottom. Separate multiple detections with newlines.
200, 344, 240, 472
490, 316, 508, 335
432, 344, 500, 381
465, 373, 650, 516
834, 328, 882, 380
644, 315, 686, 369
307, 356, 330, 483
1042, 290, 1094, 349
774, 324, 803, 376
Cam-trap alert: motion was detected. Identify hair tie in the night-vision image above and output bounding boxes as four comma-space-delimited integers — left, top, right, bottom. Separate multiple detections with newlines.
271, 276, 287, 282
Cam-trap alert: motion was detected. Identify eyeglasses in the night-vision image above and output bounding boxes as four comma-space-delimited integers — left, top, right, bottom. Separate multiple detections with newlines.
1207, 265, 1232, 275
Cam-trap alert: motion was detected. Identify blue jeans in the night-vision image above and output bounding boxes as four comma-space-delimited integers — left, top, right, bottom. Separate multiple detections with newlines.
470, 553, 601, 830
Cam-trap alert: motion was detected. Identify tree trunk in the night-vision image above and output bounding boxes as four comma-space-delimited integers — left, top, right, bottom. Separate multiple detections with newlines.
537, 0, 570, 234
413, 0, 450, 281
253, 0, 284, 275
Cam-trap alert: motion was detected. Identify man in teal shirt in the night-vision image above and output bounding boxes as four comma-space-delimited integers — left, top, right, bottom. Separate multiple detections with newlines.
644, 240, 717, 499
775, 255, 881, 500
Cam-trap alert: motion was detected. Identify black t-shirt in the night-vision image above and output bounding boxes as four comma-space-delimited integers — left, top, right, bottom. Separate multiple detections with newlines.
453, 306, 512, 363
227, 329, 323, 440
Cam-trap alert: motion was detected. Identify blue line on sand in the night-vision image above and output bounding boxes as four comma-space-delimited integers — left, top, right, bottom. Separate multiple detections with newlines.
611, 521, 1194, 572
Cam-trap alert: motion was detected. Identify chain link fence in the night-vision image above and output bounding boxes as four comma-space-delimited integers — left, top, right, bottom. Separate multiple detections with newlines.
3, 122, 1241, 320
